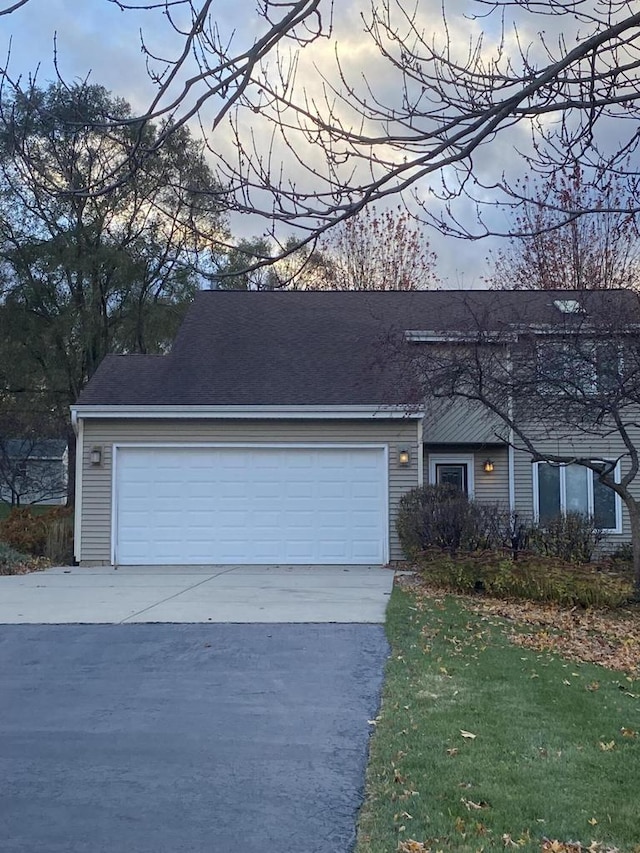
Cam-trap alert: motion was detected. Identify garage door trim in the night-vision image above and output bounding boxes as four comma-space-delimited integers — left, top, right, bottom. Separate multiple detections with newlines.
111, 442, 390, 565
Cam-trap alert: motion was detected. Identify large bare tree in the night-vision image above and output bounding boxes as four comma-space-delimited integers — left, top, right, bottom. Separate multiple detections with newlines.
215, 207, 439, 290
2, 1, 639, 251
316, 207, 440, 290
490, 165, 640, 291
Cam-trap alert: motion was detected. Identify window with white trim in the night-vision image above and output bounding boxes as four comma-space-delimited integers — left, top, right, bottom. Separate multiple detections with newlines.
533, 461, 621, 532
535, 339, 621, 395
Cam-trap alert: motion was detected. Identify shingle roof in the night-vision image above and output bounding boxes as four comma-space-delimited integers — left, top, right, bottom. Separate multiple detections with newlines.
75, 289, 640, 407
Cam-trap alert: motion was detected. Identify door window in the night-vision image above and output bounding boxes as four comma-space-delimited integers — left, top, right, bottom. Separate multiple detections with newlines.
435, 463, 468, 494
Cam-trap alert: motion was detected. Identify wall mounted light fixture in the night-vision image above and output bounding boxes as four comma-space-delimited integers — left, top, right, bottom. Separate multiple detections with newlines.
90, 447, 102, 466
398, 448, 410, 467
483, 459, 494, 473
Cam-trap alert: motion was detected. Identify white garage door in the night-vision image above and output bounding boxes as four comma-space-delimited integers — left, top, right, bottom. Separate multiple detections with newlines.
114, 446, 388, 565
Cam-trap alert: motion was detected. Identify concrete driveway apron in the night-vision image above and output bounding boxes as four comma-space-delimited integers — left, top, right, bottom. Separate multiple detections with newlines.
0, 566, 393, 852
0, 564, 394, 623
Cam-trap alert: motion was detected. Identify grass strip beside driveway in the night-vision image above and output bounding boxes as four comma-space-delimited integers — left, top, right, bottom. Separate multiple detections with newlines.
357, 587, 640, 853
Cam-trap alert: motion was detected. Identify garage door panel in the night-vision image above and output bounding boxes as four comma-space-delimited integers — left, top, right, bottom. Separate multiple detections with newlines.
318, 544, 349, 560
286, 542, 315, 560
352, 542, 381, 560
253, 548, 279, 562
186, 482, 212, 500
253, 510, 280, 526
115, 446, 387, 565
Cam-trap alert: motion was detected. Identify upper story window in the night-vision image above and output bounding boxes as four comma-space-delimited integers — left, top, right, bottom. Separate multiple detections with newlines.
535, 338, 621, 395
533, 461, 621, 533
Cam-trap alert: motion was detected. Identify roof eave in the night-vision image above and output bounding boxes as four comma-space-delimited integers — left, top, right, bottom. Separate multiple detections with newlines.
70, 404, 425, 420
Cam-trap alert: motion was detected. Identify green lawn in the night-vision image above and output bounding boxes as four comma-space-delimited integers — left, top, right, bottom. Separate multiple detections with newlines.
357, 587, 640, 853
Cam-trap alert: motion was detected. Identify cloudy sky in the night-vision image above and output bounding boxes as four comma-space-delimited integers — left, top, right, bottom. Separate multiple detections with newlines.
0, 1, 574, 286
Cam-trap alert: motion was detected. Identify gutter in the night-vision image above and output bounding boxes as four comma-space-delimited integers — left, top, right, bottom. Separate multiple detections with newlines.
71, 410, 83, 563
70, 404, 425, 420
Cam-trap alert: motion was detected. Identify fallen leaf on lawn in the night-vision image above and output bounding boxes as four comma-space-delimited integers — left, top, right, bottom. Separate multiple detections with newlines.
461, 797, 489, 810
587, 681, 600, 692
446, 748, 459, 757
621, 727, 637, 738
588, 818, 598, 826
460, 730, 477, 739
397, 841, 430, 853
454, 816, 466, 834
599, 740, 616, 751
502, 833, 518, 848
542, 839, 583, 853
398, 788, 419, 801
539, 841, 624, 853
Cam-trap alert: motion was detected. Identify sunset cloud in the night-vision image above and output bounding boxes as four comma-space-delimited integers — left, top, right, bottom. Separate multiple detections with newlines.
1, 1, 614, 286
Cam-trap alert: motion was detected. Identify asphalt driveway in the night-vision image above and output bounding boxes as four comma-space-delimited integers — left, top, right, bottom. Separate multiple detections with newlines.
0, 566, 394, 852
0, 622, 389, 853
0, 564, 394, 623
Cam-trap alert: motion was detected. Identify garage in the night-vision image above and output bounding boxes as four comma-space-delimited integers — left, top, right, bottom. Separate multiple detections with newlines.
113, 445, 388, 565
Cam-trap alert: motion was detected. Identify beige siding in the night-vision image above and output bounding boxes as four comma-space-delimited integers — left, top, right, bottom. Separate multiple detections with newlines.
79, 418, 420, 564
473, 448, 510, 506
423, 399, 507, 444
423, 445, 510, 506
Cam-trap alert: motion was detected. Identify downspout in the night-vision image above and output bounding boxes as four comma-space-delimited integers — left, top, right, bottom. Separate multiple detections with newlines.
507, 345, 516, 515
71, 410, 83, 564
417, 417, 424, 485
508, 430, 516, 514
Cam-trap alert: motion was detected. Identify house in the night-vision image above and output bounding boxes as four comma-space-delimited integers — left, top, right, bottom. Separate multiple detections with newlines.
71, 289, 640, 566
0, 439, 68, 507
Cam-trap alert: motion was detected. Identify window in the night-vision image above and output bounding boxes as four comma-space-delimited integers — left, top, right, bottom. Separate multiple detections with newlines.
533, 461, 621, 532
435, 463, 468, 493
535, 339, 621, 395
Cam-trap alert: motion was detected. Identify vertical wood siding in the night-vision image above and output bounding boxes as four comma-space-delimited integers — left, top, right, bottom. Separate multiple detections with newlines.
423, 399, 508, 444
80, 418, 420, 564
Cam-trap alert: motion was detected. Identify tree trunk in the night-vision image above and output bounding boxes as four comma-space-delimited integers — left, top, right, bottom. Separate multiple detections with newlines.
626, 498, 640, 598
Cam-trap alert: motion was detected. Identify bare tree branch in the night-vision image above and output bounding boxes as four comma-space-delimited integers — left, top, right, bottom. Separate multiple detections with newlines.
0, 0, 30, 15
2, 1, 640, 253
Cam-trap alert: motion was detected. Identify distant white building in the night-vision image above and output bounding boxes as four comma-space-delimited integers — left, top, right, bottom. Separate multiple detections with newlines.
0, 439, 68, 506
